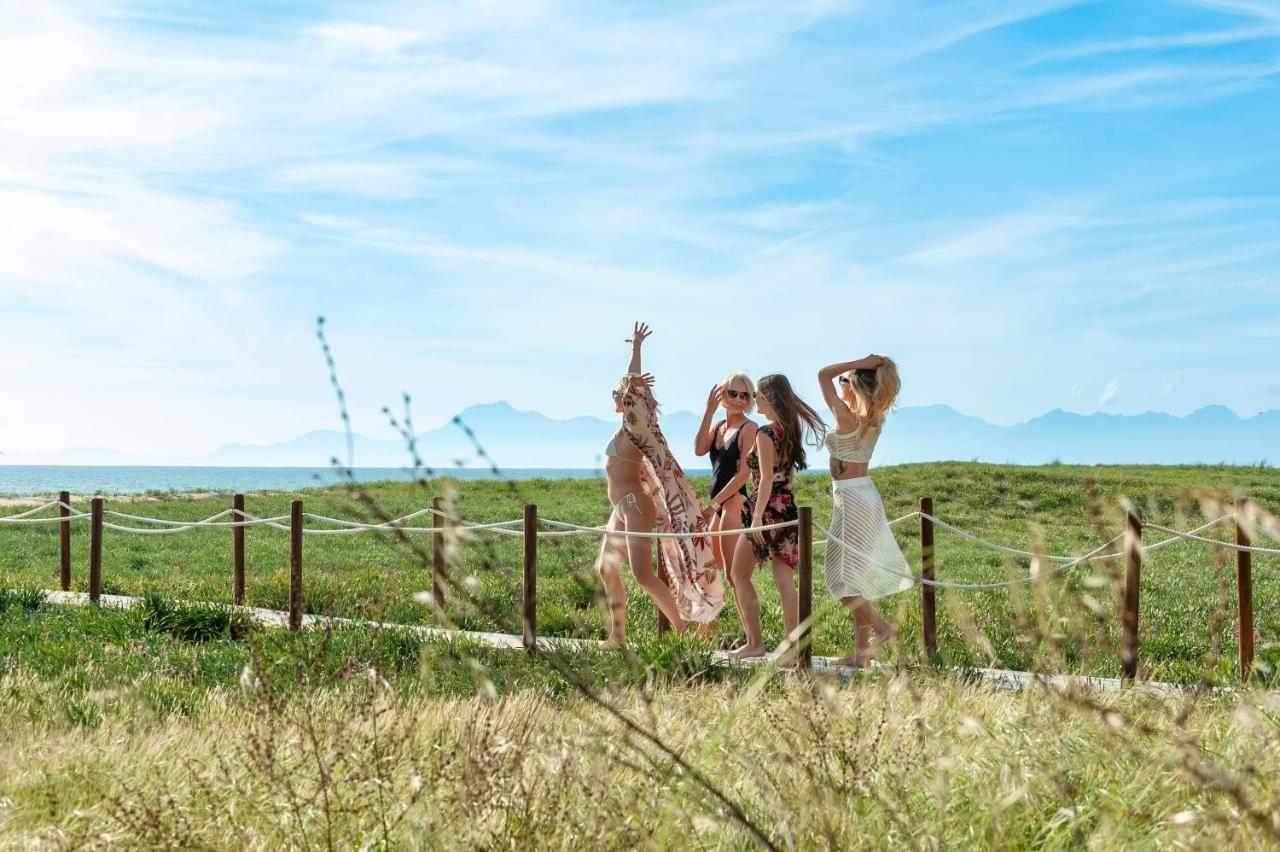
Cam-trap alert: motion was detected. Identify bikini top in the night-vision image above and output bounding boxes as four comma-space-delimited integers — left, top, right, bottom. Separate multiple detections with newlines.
826, 421, 881, 463
606, 432, 640, 464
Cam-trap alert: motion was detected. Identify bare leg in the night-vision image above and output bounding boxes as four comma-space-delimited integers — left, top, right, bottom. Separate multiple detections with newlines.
727, 536, 766, 659
623, 498, 686, 633
771, 558, 799, 638
770, 557, 799, 664
596, 511, 629, 647
832, 596, 896, 667
709, 512, 726, 577
718, 496, 746, 593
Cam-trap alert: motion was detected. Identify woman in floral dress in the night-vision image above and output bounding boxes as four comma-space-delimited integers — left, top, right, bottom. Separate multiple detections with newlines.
596, 322, 725, 646
726, 374, 827, 660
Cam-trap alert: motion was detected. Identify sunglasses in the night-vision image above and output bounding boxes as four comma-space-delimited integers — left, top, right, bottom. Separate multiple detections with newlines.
724, 389, 754, 400
838, 376, 852, 385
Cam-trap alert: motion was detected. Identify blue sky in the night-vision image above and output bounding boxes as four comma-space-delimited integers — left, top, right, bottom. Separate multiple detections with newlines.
2, 0, 1279, 459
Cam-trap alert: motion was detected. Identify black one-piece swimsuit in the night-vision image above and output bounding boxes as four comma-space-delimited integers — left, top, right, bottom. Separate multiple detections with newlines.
708, 423, 749, 508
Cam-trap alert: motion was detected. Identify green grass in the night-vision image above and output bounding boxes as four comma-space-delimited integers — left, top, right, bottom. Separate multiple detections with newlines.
1, 612, 1277, 848
2, 463, 1280, 847
2, 462, 1278, 683
0, 598, 737, 729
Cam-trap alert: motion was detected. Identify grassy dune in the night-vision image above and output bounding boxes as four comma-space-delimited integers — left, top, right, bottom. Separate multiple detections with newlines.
2, 462, 1276, 682
2, 462, 1280, 847
1, 601, 1278, 848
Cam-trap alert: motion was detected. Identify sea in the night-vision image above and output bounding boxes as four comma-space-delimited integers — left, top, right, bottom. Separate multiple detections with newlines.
0, 465, 651, 496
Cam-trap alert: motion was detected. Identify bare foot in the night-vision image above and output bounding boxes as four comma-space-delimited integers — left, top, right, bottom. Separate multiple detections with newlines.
831, 654, 872, 669
727, 644, 767, 660
872, 626, 898, 651
601, 634, 627, 650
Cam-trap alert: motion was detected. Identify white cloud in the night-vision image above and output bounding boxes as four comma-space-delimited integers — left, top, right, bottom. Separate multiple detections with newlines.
305, 23, 423, 57
899, 210, 1087, 268
1164, 371, 1183, 394
1098, 379, 1121, 408
0, 0, 1277, 457
1182, 0, 1280, 23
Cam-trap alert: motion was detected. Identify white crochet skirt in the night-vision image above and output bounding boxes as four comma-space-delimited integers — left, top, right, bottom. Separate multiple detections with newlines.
824, 477, 914, 601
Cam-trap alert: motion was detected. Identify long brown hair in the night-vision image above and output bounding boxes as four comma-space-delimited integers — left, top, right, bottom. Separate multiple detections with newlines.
756, 373, 827, 473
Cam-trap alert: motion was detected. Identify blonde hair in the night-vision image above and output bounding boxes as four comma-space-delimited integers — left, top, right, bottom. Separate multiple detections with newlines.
720, 371, 756, 414
845, 357, 900, 437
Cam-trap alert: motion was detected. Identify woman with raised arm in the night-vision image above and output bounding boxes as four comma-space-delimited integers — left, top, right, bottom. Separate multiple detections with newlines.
726, 374, 826, 660
694, 373, 758, 586
596, 322, 725, 647
817, 354, 913, 667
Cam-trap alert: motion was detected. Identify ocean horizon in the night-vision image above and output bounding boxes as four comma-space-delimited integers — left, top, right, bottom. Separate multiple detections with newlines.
0, 464, 673, 496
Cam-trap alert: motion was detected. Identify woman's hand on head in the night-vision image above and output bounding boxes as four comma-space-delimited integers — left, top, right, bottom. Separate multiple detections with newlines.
626, 322, 652, 348
705, 384, 723, 411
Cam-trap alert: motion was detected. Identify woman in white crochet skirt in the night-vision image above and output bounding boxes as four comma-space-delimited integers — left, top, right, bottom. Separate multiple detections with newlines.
817, 355, 913, 667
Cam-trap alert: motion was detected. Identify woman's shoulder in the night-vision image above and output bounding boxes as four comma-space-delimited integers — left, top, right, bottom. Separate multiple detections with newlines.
757, 422, 779, 441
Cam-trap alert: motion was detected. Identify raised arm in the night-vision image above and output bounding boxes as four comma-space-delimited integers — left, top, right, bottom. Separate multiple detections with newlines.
817, 354, 885, 432
625, 321, 651, 375
693, 384, 723, 456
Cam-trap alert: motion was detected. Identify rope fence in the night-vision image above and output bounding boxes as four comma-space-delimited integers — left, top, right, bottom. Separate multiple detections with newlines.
1, 491, 1273, 682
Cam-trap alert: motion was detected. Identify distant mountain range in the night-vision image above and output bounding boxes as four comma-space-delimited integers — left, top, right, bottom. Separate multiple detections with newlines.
5, 402, 1277, 468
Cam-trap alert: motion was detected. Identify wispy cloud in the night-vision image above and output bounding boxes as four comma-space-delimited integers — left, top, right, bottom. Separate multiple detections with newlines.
1, 0, 1278, 457
1099, 379, 1121, 408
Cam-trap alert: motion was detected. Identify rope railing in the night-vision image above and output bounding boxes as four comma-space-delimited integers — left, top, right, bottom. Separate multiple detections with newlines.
0, 501, 91, 524
1143, 522, 1280, 557
816, 523, 1126, 591
0, 501, 1259, 558
6, 490, 1272, 683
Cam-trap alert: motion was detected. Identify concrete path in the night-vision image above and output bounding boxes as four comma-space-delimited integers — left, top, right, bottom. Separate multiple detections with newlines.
36, 590, 1185, 694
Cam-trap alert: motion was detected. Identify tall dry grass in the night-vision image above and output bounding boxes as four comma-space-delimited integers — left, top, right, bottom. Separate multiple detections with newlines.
2, 672, 1278, 849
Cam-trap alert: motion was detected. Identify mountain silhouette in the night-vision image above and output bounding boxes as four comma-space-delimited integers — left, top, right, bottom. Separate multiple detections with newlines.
196, 402, 1280, 469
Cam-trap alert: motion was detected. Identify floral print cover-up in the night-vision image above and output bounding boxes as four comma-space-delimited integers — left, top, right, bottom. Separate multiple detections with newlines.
618, 373, 726, 624
741, 423, 800, 569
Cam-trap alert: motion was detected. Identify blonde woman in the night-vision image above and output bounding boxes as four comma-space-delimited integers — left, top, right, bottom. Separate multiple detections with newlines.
817, 355, 913, 667
694, 373, 758, 585
597, 322, 725, 647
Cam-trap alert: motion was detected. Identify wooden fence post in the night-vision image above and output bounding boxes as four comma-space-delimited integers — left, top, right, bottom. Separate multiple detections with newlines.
59, 491, 72, 592
1121, 508, 1142, 682
523, 504, 537, 653
920, 497, 937, 660
432, 497, 446, 614
289, 500, 303, 631
89, 497, 103, 604
1236, 498, 1254, 684
233, 494, 246, 606
797, 506, 813, 671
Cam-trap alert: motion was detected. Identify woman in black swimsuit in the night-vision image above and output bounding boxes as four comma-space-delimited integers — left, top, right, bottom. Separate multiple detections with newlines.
694, 372, 758, 588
